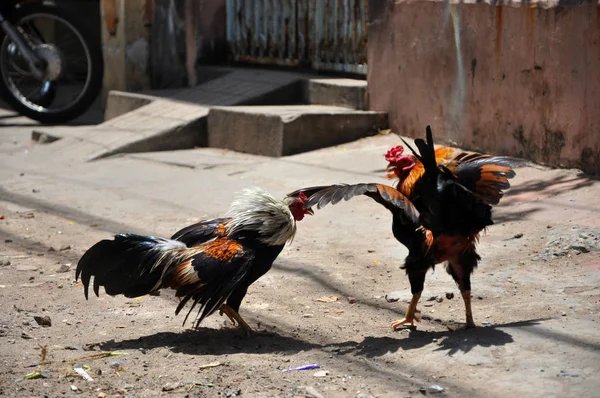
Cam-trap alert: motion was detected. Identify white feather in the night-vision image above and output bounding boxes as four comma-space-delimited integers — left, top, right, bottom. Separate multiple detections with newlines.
225, 187, 297, 246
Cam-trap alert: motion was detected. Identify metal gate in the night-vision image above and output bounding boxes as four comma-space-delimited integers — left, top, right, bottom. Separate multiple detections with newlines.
225, 0, 368, 75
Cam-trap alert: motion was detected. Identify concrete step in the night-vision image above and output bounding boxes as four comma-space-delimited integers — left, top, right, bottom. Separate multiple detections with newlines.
32, 67, 379, 161
208, 105, 388, 157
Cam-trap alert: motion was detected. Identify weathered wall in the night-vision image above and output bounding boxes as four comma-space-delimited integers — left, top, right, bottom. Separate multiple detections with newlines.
367, 0, 600, 174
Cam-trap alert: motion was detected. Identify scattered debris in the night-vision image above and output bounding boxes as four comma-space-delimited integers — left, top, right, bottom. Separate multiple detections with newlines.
504, 233, 524, 241
283, 363, 320, 372
34, 315, 52, 327
198, 361, 223, 370
305, 386, 325, 398
24, 370, 50, 379
445, 292, 454, 300
73, 364, 94, 381
313, 370, 330, 377
314, 295, 338, 303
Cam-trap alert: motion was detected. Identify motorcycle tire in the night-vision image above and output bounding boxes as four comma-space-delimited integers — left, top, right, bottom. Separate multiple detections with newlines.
0, 2, 103, 124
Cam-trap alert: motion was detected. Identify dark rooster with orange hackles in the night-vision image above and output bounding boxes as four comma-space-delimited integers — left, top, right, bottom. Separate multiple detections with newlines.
76, 187, 313, 334
291, 126, 522, 330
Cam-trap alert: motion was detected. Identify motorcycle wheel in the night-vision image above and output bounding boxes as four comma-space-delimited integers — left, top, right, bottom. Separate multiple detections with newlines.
0, 3, 103, 124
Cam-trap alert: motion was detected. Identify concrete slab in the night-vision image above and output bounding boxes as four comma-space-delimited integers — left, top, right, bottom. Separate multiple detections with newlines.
208, 105, 388, 157
305, 78, 368, 110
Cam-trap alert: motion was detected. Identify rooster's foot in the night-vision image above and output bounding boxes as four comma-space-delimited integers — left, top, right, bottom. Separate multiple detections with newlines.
219, 304, 253, 336
391, 309, 421, 330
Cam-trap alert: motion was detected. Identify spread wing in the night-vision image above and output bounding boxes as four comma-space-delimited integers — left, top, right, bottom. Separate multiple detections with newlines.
446, 153, 524, 205
303, 183, 420, 229
171, 218, 230, 247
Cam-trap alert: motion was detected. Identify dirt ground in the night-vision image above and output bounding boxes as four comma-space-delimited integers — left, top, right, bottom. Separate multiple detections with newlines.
1, 132, 600, 397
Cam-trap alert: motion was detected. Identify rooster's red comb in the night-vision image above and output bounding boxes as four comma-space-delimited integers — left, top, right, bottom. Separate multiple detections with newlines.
384, 145, 405, 163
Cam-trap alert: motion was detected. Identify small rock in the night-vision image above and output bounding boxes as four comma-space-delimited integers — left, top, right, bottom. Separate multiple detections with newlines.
557, 370, 580, 377
70, 385, 78, 391
98, 393, 107, 398
162, 382, 182, 392
32, 189, 40, 193
302, 314, 314, 318
21, 331, 33, 339
0, 259, 10, 266
561, 312, 567, 317
57, 264, 71, 273
16, 265, 38, 272
34, 315, 52, 327
445, 292, 454, 300
313, 370, 330, 377
435, 297, 443, 303
39, 370, 51, 378
59, 245, 71, 251
347, 296, 357, 304
385, 291, 404, 303
47, 247, 56, 252
110, 361, 122, 368
305, 386, 325, 398
427, 384, 445, 393
4, 239, 12, 243
426, 295, 438, 302
226, 389, 241, 397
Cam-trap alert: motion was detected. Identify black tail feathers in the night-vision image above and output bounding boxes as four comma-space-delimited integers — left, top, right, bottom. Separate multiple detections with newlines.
76, 233, 186, 299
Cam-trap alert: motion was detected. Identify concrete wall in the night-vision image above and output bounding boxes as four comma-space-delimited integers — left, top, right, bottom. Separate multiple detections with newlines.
367, 0, 600, 174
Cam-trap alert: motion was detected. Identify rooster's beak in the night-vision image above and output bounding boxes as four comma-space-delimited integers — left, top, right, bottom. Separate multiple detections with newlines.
305, 208, 314, 216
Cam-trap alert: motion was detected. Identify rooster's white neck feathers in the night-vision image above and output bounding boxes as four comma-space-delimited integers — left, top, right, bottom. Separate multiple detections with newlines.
225, 187, 297, 246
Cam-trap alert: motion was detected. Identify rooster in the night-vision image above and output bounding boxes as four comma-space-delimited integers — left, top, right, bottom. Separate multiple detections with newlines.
76, 187, 313, 334
291, 126, 521, 329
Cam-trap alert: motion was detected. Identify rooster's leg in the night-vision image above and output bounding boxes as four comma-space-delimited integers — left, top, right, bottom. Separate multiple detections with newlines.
448, 253, 478, 329
461, 290, 475, 328
219, 304, 253, 335
391, 292, 422, 329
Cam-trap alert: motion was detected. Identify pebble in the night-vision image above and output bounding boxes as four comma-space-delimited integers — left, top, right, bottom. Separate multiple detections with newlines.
385, 291, 404, 303
48, 247, 56, 252
427, 384, 445, 393
57, 264, 71, 273
445, 292, 454, 300
347, 296, 357, 304
34, 315, 52, 327
59, 245, 71, 251
0, 259, 10, 266
426, 295, 438, 302
305, 386, 325, 398
21, 331, 33, 339
561, 312, 567, 316
435, 297, 443, 303
313, 370, 330, 377
557, 370, 580, 377
302, 314, 314, 318
70, 385, 78, 391
162, 382, 182, 392
226, 389, 241, 397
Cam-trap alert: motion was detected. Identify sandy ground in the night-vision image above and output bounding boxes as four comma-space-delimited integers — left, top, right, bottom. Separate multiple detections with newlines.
1, 104, 599, 397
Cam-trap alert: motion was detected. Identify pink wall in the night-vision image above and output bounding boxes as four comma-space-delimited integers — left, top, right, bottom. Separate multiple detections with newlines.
367, 0, 600, 174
